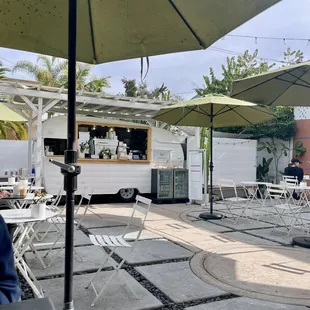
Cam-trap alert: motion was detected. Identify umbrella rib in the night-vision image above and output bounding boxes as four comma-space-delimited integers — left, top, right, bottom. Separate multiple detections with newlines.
87, 0, 97, 63
266, 78, 297, 107
154, 107, 180, 119
286, 69, 310, 87
232, 67, 301, 98
230, 109, 254, 126
247, 106, 275, 117
168, 0, 206, 49
174, 106, 198, 125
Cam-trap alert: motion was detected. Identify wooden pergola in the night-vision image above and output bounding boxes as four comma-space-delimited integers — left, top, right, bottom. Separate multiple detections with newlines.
0, 78, 172, 185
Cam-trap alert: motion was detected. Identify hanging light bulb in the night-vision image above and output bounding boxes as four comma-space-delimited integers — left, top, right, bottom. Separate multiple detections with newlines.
307, 39, 310, 46
283, 38, 286, 45
127, 128, 131, 133
255, 37, 258, 44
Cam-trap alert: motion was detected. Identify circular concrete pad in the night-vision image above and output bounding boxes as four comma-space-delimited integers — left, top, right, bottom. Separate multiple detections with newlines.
190, 244, 310, 306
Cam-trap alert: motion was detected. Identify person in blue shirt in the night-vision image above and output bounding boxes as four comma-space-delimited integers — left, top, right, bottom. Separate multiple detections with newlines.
0, 191, 21, 304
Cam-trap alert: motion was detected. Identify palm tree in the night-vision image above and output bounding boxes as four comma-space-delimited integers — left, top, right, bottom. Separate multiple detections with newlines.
0, 62, 28, 140
13, 55, 110, 92
59, 62, 110, 92
0, 121, 28, 140
13, 56, 66, 86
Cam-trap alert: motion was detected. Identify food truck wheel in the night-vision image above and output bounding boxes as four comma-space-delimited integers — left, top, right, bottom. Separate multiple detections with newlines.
119, 188, 136, 202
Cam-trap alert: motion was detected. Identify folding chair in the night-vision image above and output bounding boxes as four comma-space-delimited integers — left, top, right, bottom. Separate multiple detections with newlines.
35, 185, 64, 242
75, 186, 93, 229
219, 179, 249, 223
267, 184, 306, 235
283, 175, 298, 186
85, 195, 152, 307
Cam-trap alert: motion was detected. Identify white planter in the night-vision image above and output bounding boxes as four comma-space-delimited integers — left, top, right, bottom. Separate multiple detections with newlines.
79, 152, 85, 159
31, 203, 46, 219
19, 179, 28, 187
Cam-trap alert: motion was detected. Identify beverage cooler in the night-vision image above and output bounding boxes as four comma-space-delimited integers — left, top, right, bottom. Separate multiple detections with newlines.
151, 168, 188, 202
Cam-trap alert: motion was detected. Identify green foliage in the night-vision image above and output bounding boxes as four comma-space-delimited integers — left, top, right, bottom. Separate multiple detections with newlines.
294, 140, 306, 157
195, 48, 302, 140
258, 139, 290, 183
256, 157, 273, 182
0, 121, 28, 140
121, 78, 182, 102
0, 60, 10, 78
13, 55, 110, 92
195, 49, 274, 96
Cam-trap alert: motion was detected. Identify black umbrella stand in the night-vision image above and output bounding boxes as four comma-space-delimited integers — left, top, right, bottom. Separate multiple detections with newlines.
49, 0, 80, 309
199, 103, 222, 220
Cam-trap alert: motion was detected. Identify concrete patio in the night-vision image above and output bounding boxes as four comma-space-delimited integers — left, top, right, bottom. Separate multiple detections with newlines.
22, 201, 310, 309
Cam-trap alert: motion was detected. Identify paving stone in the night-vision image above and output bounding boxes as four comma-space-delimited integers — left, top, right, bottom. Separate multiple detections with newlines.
222, 231, 278, 245
185, 297, 309, 310
247, 228, 309, 245
77, 214, 127, 228
115, 239, 193, 264
39, 270, 162, 310
210, 217, 273, 231
89, 227, 162, 240
25, 245, 116, 278
136, 261, 226, 303
193, 220, 232, 233
31, 230, 91, 250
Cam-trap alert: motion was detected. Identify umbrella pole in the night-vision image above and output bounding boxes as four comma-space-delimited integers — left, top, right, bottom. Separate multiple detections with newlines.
199, 103, 222, 221
62, 0, 80, 309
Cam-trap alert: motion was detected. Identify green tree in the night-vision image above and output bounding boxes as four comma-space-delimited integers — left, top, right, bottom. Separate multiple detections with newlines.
13, 55, 110, 91
195, 49, 301, 140
13, 56, 66, 86
121, 78, 182, 102
195, 49, 274, 96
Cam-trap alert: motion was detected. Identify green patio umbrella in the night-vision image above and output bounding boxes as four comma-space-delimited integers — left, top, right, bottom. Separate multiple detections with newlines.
0, 103, 26, 122
231, 61, 310, 249
0, 1, 280, 309
154, 95, 275, 219
231, 61, 310, 106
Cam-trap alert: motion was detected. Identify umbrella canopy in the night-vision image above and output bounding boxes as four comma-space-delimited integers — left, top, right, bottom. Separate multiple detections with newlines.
0, 103, 26, 122
231, 61, 310, 106
0, 0, 279, 63
153, 95, 275, 127
154, 94, 274, 220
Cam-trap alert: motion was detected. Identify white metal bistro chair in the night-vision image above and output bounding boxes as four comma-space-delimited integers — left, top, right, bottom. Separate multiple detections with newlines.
283, 175, 299, 186
35, 185, 64, 242
75, 186, 93, 229
219, 179, 249, 223
85, 195, 152, 307
267, 184, 306, 235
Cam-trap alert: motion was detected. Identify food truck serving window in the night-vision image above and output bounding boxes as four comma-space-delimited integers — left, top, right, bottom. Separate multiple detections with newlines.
77, 122, 151, 164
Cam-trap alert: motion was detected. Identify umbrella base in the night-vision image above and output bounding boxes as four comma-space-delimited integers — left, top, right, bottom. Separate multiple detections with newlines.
199, 212, 222, 220
292, 237, 310, 249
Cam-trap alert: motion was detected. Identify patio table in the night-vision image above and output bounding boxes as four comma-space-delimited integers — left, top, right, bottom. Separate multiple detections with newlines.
0, 182, 31, 186
1, 193, 54, 209
0, 208, 57, 298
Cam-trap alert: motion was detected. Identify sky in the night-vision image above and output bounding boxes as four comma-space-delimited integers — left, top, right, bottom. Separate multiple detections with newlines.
0, 0, 309, 99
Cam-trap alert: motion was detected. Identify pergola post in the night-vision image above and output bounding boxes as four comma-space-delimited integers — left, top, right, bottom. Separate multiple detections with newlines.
28, 115, 33, 175
35, 98, 43, 186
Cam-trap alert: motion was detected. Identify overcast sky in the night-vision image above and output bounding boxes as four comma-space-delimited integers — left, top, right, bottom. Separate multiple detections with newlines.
0, 0, 309, 99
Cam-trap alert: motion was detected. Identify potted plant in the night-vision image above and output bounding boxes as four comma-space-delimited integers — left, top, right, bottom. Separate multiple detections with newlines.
79, 142, 89, 158
99, 148, 111, 159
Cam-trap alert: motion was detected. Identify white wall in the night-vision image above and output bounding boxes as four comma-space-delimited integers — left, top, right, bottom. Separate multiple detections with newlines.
0, 140, 29, 177
256, 138, 292, 182
212, 138, 257, 186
